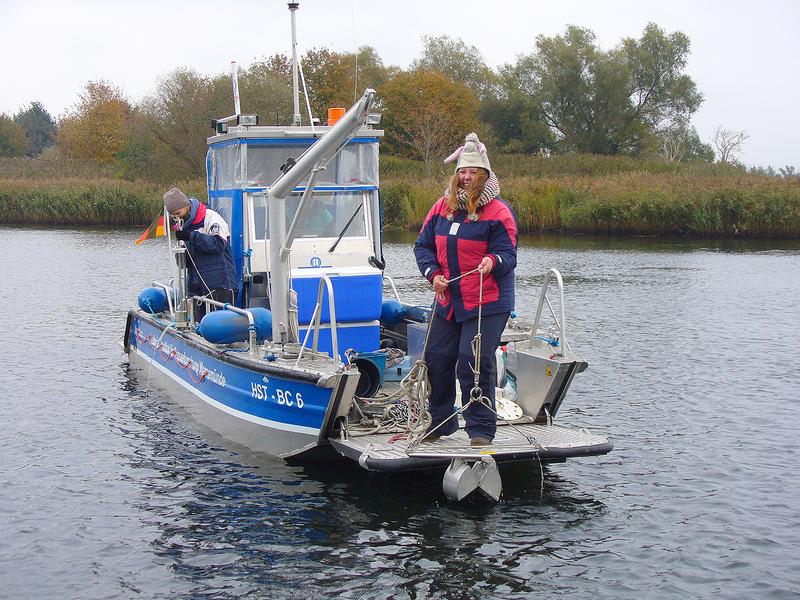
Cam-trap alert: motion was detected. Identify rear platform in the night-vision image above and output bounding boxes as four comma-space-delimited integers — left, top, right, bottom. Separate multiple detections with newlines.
329, 422, 612, 472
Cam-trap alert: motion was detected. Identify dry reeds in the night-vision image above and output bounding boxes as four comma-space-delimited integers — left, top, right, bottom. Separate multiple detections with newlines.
2, 154, 798, 237
0, 178, 205, 226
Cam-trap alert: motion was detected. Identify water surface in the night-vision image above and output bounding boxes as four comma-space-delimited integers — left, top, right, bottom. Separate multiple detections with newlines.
1, 227, 798, 598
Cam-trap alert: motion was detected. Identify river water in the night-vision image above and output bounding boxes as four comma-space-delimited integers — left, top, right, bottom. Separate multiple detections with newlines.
1, 226, 799, 599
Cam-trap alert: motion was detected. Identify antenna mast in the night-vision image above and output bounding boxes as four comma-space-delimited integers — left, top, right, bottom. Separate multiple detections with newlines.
230, 61, 241, 115
289, 3, 301, 126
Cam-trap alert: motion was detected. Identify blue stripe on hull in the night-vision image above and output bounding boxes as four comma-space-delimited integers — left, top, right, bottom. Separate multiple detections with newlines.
129, 316, 333, 436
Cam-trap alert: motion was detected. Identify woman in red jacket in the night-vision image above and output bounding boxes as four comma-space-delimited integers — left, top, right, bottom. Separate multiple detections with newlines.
414, 133, 518, 446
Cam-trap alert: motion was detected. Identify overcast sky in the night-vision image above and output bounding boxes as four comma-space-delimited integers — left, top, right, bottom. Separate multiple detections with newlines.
1, 0, 798, 168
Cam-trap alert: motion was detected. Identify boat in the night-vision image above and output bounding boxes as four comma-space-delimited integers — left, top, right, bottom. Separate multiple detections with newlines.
123, 2, 612, 501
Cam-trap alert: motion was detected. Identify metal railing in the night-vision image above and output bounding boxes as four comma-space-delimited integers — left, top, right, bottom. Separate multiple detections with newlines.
152, 280, 175, 316
296, 275, 341, 368
531, 268, 569, 356
383, 275, 401, 302
193, 297, 259, 355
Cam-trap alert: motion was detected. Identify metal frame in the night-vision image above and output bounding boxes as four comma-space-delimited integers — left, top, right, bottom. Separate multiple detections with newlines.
531, 268, 569, 356
295, 275, 341, 369
191, 297, 260, 355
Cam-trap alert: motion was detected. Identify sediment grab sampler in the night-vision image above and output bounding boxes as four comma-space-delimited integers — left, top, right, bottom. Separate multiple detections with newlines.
123, 1, 612, 501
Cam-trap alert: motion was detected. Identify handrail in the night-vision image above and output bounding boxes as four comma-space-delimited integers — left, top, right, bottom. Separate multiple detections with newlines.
152, 280, 175, 316
295, 275, 341, 369
383, 275, 401, 302
531, 268, 568, 356
194, 297, 259, 355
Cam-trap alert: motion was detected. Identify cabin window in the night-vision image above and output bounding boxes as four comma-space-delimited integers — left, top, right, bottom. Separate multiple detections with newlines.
210, 140, 379, 189
246, 141, 379, 187
246, 144, 313, 188
209, 195, 233, 228
251, 191, 368, 241
208, 145, 241, 190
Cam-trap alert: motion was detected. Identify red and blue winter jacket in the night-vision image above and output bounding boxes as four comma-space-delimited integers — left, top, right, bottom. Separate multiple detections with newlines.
414, 195, 517, 322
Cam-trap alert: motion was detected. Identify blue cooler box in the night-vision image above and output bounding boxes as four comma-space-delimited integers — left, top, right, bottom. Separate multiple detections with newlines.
291, 266, 383, 324
298, 321, 380, 361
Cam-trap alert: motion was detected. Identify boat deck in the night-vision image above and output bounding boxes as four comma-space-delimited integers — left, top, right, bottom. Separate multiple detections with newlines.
329, 422, 612, 472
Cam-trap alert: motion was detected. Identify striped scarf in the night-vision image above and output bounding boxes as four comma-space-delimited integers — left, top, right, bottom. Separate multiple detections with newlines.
447, 171, 501, 218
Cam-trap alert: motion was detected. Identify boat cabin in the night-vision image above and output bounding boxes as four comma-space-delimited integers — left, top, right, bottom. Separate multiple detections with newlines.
204, 120, 386, 359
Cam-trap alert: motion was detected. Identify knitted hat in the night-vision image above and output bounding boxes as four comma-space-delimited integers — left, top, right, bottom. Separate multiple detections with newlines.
443, 132, 491, 173
163, 188, 190, 213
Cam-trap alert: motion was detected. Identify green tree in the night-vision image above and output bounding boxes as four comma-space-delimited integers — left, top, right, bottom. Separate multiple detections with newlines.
243, 53, 293, 125
13, 101, 56, 156
138, 68, 230, 177
0, 114, 27, 157
355, 46, 397, 90
481, 66, 554, 153
380, 69, 479, 172
298, 46, 394, 121
411, 35, 496, 100
622, 24, 702, 133
509, 23, 702, 155
114, 108, 162, 181
57, 80, 131, 163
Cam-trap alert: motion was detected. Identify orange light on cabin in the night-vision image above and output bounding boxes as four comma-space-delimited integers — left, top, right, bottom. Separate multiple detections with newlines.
327, 107, 345, 125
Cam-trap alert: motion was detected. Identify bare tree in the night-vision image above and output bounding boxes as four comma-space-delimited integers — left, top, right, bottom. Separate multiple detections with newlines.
712, 126, 748, 164
394, 108, 453, 176
659, 122, 689, 163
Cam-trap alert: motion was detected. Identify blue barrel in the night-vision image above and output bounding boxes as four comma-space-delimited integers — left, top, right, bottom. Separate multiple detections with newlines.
197, 308, 272, 344
380, 299, 406, 326
138, 287, 173, 314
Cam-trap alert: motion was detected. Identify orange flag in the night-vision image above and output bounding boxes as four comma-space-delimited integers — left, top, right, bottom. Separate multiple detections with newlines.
135, 212, 166, 245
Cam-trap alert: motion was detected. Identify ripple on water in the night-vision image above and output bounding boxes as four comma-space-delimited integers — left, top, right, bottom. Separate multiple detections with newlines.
1, 229, 800, 598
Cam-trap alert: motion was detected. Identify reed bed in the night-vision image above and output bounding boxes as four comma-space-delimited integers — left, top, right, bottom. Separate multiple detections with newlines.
0, 178, 205, 226
1, 155, 798, 237
0, 156, 114, 180
381, 171, 800, 237
381, 152, 742, 180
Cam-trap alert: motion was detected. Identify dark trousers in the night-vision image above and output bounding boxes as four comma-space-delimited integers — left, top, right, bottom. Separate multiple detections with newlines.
424, 311, 509, 440
193, 288, 235, 322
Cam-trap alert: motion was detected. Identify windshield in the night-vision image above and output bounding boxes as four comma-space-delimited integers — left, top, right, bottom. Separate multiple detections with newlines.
208, 140, 379, 189
252, 191, 367, 241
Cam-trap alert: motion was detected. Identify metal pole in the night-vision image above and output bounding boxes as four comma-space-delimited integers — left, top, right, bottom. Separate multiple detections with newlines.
172, 247, 190, 328
289, 3, 301, 126
531, 268, 567, 357
230, 61, 241, 116
269, 192, 289, 343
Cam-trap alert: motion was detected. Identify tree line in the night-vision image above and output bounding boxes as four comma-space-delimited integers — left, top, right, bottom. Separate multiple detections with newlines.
0, 23, 770, 181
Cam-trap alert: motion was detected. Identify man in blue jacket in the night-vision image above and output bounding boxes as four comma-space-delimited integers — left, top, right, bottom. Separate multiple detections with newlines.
164, 188, 238, 321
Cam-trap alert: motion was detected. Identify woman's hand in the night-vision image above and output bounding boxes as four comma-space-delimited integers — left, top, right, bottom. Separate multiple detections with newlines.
478, 256, 494, 274
432, 274, 448, 295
